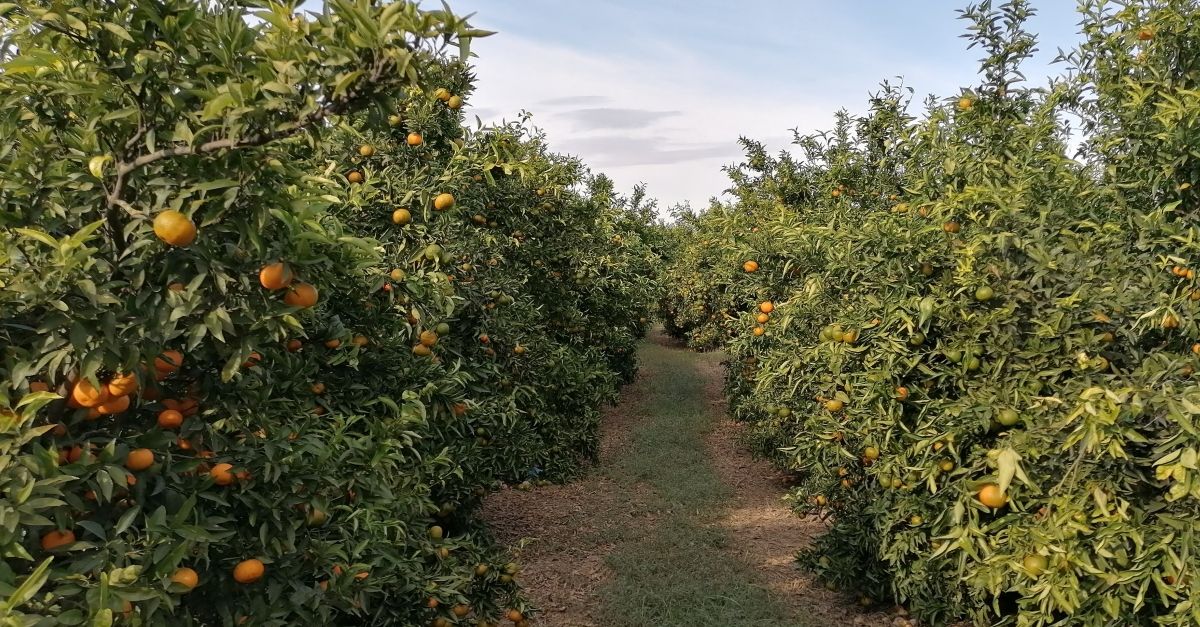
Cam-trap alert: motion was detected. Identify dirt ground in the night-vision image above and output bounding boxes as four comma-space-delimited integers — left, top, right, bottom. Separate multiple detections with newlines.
479, 350, 658, 626
481, 331, 912, 626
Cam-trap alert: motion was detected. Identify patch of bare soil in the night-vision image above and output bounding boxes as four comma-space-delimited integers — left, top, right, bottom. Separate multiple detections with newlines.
696, 353, 911, 627
480, 358, 659, 626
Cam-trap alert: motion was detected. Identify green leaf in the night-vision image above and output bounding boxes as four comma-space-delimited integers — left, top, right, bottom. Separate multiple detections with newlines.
101, 23, 133, 42
2, 557, 53, 612
113, 505, 141, 535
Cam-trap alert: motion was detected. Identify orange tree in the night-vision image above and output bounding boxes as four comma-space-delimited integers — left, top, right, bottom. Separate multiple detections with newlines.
660, 1, 1200, 625
0, 1, 655, 625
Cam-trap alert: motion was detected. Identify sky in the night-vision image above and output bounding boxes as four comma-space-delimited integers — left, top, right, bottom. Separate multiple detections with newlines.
436, 1, 1085, 213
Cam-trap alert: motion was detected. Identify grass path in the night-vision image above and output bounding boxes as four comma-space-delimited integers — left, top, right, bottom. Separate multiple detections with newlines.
482, 330, 891, 627
596, 336, 797, 626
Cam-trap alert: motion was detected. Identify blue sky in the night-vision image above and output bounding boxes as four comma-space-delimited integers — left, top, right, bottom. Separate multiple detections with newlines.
437, 1, 1084, 211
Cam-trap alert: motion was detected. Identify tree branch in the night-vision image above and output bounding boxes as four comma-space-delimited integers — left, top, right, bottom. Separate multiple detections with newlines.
112, 56, 392, 181
103, 53, 396, 255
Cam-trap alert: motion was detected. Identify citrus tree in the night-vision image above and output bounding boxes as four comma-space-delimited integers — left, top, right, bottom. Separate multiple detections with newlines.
0, 1, 656, 625
661, 1, 1200, 625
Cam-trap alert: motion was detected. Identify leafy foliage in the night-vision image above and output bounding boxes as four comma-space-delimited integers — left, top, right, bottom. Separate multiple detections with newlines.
0, 1, 656, 625
660, 1, 1200, 625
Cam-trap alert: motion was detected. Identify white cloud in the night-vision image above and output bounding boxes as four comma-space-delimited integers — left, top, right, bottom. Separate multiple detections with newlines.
462, 32, 845, 213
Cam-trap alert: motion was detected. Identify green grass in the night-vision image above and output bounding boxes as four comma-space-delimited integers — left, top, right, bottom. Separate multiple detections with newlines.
597, 339, 802, 627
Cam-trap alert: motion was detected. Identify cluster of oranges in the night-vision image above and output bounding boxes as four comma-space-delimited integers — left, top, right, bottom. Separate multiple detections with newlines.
259, 261, 319, 309
43, 342, 266, 591
742, 261, 772, 337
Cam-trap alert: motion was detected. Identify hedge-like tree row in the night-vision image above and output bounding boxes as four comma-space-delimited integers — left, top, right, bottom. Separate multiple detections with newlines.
661, 1, 1199, 625
0, 2, 657, 625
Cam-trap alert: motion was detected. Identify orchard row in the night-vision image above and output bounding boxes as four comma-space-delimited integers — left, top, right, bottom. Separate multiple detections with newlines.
0, 2, 657, 626
661, 1, 1200, 625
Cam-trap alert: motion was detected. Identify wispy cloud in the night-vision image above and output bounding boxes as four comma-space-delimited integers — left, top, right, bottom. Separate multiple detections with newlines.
556, 108, 682, 131
450, 0, 1084, 212
558, 135, 733, 167
537, 95, 610, 107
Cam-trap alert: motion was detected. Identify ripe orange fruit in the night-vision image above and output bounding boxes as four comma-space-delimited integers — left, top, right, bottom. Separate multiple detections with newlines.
311, 382, 326, 395
106, 372, 138, 397
419, 330, 439, 347
756, 313, 769, 324
286, 339, 303, 352
96, 394, 131, 415
447, 95, 463, 110
943, 221, 960, 233
506, 610, 524, 622
153, 210, 197, 247
155, 350, 184, 375
29, 381, 51, 393
41, 529, 75, 550
358, 144, 375, 157
412, 344, 432, 357
241, 352, 262, 369
513, 345, 527, 355
283, 282, 319, 308
125, 448, 154, 471
752, 326, 766, 337
258, 262, 293, 291
433, 193, 456, 211
71, 379, 110, 408
831, 189, 841, 198
163, 397, 199, 417
171, 567, 199, 591
759, 301, 774, 314
351, 335, 369, 347
1162, 312, 1181, 329
392, 208, 412, 225
895, 386, 909, 400
977, 483, 1007, 508
347, 170, 364, 184
233, 559, 265, 584
433, 88, 451, 102
743, 260, 759, 273
157, 409, 184, 429
1137, 27, 1154, 41
210, 463, 235, 486
452, 604, 469, 617
406, 132, 423, 146
324, 339, 341, 349
957, 97, 974, 111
